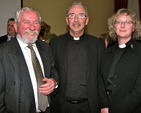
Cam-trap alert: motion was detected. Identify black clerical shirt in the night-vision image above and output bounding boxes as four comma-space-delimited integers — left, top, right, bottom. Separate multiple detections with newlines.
66, 34, 87, 102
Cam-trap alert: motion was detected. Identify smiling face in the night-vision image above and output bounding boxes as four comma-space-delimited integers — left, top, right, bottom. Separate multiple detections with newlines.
14, 10, 40, 44
7, 20, 16, 36
66, 5, 89, 37
114, 13, 135, 42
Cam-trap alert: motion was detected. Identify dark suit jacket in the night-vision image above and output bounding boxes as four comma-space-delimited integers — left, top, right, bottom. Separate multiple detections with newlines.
0, 37, 59, 113
0, 35, 7, 44
98, 39, 141, 113
49, 33, 105, 113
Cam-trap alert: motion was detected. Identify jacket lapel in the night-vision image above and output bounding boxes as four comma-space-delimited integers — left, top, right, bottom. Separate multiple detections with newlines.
84, 34, 94, 80
60, 34, 69, 76
36, 41, 50, 78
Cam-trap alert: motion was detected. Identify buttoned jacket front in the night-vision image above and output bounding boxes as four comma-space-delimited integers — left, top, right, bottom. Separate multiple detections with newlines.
99, 39, 141, 113
0, 37, 59, 113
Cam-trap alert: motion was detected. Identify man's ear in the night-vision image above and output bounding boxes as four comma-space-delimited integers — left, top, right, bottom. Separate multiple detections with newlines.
66, 17, 69, 25
13, 22, 17, 33
85, 17, 89, 25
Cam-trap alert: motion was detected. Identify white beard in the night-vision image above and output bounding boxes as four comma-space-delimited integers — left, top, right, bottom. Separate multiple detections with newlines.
17, 30, 38, 44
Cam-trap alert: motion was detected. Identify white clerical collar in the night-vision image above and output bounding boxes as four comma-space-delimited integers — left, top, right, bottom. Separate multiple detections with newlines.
73, 37, 80, 40
118, 44, 126, 48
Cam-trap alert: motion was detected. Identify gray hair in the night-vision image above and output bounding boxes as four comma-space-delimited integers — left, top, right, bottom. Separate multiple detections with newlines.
15, 7, 41, 26
66, 1, 88, 16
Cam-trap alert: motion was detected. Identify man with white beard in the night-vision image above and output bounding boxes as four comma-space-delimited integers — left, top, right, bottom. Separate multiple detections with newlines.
0, 7, 59, 113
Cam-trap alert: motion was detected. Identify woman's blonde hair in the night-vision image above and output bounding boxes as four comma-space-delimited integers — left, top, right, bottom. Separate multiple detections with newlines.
108, 8, 141, 41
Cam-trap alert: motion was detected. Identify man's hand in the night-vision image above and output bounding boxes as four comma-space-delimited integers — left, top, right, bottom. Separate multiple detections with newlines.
39, 78, 56, 95
101, 108, 109, 113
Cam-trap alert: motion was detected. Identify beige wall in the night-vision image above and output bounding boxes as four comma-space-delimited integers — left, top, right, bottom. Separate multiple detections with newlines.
23, 0, 114, 37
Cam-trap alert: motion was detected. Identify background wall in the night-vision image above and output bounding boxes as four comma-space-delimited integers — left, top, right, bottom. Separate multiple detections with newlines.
0, 0, 22, 36
128, 0, 140, 20
23, 0, 114, 37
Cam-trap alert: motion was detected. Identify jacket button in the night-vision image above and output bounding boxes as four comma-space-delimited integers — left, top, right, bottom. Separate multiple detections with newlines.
13, 81, 16, 85
63, 97, 65, 100
114, 85, 116, 87
64, 81, 67, 85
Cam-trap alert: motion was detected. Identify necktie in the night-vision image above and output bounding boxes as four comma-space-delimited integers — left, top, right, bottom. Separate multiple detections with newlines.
27, 44, 48, 112
11, 37, 14, 40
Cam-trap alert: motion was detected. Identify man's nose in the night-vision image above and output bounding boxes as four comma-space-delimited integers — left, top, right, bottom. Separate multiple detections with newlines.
74, 15, 79, 21
29, 23, 35, 30
8, 25, 13, 29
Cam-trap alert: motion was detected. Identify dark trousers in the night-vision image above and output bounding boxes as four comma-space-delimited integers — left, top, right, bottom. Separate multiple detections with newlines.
65, 100, 90, 113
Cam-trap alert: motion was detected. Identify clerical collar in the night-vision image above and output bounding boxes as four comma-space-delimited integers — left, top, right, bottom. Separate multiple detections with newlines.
73, 37, 80, 40
118, 44, 126, 48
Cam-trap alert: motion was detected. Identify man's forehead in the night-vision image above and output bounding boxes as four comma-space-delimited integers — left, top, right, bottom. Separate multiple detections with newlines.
8, 21, 15, 24
20, 10, 39, 21
68, 5, 86, 14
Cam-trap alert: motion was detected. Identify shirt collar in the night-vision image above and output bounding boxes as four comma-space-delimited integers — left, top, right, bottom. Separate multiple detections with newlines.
17, 37, 36, 49
73, 37, 80, 40
69, 32, 85, 41
119, 44, 126, 48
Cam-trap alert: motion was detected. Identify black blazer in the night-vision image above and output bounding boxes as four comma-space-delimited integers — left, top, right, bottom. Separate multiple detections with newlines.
0, 35, 7, 44
98, 39, 141, 113
0, 37, 59, 113
49, 33, 105, 113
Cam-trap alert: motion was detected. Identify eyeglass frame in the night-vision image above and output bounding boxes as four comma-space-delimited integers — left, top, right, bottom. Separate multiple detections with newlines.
67, 13, 87, 19
114, 20, 134, 26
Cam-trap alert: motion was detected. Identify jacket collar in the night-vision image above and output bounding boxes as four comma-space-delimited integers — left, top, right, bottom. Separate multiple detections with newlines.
105, 39, 135, 54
